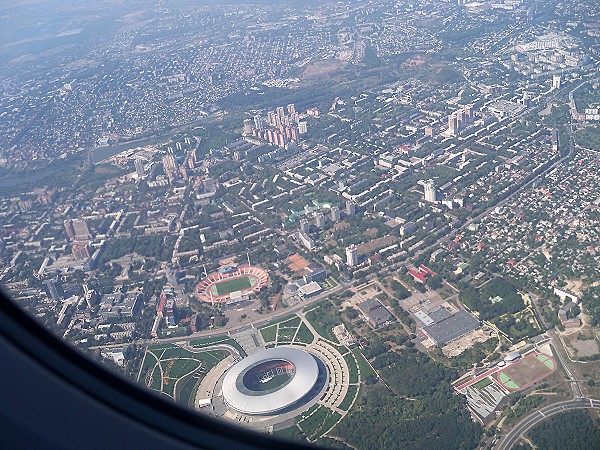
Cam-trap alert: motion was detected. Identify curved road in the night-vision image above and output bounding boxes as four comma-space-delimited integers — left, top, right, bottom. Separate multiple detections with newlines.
495, 398, 600, 450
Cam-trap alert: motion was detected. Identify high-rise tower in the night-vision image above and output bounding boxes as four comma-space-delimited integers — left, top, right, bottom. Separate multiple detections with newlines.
424, 179, 437, 203
346, 245, 358, 267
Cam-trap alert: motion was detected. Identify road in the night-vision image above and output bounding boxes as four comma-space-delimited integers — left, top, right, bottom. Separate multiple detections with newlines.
547, 333, 584, 398
89, 279, 348, 351
495, 398, 600, 450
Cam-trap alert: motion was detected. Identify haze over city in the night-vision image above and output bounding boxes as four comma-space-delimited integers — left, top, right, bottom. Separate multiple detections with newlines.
1, 0, 599, 448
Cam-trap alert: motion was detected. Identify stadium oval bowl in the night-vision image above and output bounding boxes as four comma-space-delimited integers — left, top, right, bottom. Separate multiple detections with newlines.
196, 265, 268, 303
221, 346, 320, 415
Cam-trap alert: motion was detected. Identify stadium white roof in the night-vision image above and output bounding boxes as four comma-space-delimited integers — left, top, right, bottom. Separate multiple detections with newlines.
221, 346, 320, 415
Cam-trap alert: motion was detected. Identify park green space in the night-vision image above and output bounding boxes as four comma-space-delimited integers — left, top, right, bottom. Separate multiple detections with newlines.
353, 348, 376, 380
343, 351, 359, 384
294, 322, 314, 344
139, 345, 228, 402
474, 377, 493, 389
298, 405, 339, 439
338, 385, 359, 411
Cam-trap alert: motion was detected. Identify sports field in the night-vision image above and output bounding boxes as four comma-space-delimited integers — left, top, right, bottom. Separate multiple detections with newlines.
210, 275, 257, 296
197, 265, 268, 303
496, 352, 556, 391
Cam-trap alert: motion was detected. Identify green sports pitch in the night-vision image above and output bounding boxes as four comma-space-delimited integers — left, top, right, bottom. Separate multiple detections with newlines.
210, 275, 258, 296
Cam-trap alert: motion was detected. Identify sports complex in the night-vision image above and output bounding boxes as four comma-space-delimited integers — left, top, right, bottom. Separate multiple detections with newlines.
196, 265, 268, 303
221, 346, 324, 415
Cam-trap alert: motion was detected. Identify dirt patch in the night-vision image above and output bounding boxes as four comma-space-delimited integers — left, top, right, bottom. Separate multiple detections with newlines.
302, 59, 348, 80
217, 255, 237, 266
402, 55, 427, 68
572, 338, 599, 357
442, 327, 494, 357
332, 221, 350, 231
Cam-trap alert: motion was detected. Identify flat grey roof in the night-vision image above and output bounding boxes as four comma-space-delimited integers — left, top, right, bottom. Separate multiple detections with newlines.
358, 299, 393, 326
423, 310, 480, 346
427, 307, 453, 323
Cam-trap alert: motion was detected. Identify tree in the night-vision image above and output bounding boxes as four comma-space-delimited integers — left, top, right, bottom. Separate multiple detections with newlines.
427, 275, 443, 290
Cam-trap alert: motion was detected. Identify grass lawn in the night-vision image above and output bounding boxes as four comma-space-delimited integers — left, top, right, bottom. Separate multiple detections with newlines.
339, 385, 359, 411
140, 350, 159, 378
320, 411, 341, 435
272, 425, 306, 442
353, 348, 376, 379
258, 314, 298, 330
212, 276, 255, 296
303, 299, 327, 314
305, 307, 338, 342
189, 337, 246, 357
474, 377, 493, 389
299, 403, 320, 421
294, 322, 314, 344
141, 346, 227, 398
149, 365, 162, 391
260, 325, 278, 343
343, 352, 359, 384
176, 375, 200, 408
169, 358, 201, 379
298, 406, 331, 438
278, 327, 297, 342
278, 315, 301, 328
188, 335, 229, 348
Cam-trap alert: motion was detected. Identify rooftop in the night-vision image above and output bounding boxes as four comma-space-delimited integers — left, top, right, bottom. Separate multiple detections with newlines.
423, 310, 480, 346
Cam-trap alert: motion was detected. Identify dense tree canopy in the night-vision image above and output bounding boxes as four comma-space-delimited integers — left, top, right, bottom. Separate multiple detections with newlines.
528, 410, 600, 450
460, 277, 525, 321
334, 349, 482, 450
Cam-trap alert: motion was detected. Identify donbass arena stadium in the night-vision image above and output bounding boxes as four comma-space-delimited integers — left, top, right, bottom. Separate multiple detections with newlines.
221, 347, 321, 415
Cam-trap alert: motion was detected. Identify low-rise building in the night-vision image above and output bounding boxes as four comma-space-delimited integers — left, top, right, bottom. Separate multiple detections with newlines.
358, 299, 393, 327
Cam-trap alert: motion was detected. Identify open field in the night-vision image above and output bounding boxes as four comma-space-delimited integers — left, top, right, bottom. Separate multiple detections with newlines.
344, 352, 359, 384
297, 405, 340, 439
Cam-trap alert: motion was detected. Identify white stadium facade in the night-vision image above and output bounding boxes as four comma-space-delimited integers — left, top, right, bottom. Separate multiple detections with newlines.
221, 346, 322, 415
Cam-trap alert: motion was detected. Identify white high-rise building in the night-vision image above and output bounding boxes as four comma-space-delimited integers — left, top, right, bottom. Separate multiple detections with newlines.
298, 121, 308, 134
243, 119, 253, 135
253, 115, 264, 130
552, 75, 561, 90
424, 179, 437, 203
134, 158, 145, 179
346, 245, 358, 267
300, 219, 310, 234
448, 113, 458, 136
